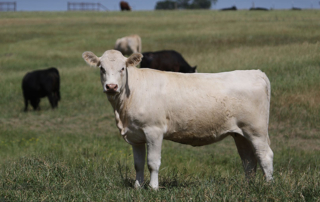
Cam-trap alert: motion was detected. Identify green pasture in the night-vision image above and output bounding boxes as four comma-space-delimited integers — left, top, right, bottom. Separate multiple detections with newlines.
0, 10, 320, 201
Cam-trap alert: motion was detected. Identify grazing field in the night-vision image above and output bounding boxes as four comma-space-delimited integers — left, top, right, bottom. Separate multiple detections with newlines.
0, 10, 320, 201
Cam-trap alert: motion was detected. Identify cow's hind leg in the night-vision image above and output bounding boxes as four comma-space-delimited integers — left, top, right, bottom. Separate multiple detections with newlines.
132, 144, 146, 189
47, 93, 57, 109
232, 133, 257, 180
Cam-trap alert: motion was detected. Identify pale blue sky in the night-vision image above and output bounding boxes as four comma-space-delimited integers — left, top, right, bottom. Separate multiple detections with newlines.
6, 0, 320, 11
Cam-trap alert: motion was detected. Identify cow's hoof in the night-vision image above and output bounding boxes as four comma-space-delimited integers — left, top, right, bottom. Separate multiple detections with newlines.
266, 176, 274, 183
148, 184, 159, 191
134, 180, 141, 189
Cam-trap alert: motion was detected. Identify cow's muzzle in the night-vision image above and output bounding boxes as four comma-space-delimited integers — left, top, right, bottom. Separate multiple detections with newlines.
105, 84, 119, 94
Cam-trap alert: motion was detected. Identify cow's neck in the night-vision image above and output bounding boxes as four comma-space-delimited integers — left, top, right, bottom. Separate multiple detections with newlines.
107, 88, 129, 113
107, 90, 129, 136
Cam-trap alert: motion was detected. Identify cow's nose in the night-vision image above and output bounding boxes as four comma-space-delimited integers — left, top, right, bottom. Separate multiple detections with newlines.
106, 84, 118, 91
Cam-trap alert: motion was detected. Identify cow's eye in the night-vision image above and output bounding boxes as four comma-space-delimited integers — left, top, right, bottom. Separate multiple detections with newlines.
100, 67, 106, 74
121, 67, 125, 71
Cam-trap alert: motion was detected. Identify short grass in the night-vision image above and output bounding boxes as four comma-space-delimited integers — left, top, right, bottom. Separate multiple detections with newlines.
0, 10, 320, 201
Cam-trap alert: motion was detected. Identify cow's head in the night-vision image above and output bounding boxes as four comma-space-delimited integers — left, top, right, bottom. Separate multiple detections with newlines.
82, 50, 142, 95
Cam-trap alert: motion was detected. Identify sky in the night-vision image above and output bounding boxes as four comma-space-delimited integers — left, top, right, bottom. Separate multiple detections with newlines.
3, 0, 320, 11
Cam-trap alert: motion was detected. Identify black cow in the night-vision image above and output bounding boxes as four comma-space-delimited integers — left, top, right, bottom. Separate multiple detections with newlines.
249, 7, 269, 11
292, 7, 302, 10
140, 50, 197, 73
22, 67, 60, 111
220, 6, 237, 11
120, 1, 131, 11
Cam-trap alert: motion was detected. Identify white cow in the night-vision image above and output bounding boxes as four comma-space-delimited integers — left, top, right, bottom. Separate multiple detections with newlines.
114, 35, 141, 55
82, 50, 273, 190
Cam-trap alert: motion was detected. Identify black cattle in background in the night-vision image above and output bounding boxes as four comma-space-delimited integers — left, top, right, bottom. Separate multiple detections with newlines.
22, 67, 60, 111
292, 7, 302, 10
249, 7, 269, 11
120, 1, 131, 11
140, 50, 197, 73
220, 6, 237, 11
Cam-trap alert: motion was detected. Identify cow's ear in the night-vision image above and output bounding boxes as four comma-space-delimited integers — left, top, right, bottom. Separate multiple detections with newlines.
193, 66, 197, 72
82, 51, 101, 67
126, 53, 143, 67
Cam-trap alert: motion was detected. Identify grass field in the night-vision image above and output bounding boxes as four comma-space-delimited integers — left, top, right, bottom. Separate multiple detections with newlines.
1, 10, 320, 201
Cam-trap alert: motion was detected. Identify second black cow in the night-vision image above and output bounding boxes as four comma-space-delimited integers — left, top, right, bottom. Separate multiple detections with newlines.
120, 1, 131, 11
140, 50, 197, 73
22, 67, 61, 111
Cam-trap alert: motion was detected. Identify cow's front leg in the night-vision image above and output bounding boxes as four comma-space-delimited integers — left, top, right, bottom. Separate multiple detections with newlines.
132, 144, 146, 189
146, 135, 163, 190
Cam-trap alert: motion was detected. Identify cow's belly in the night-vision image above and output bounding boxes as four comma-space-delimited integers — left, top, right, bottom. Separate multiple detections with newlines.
163, 113, 237, 146
164, 129, 230, 146
120, 120, 234, 146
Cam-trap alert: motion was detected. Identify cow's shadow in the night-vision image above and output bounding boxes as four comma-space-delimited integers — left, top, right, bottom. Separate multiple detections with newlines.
120, 178, 200, 189
158, 173, 200, 189
117, 164, 200, 189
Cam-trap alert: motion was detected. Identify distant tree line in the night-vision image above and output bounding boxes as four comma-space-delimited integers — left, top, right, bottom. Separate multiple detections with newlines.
155, 0, 218, 10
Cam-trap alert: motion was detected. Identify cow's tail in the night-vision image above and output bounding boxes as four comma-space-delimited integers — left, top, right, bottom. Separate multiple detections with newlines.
260, 70, 271, 145
137, 36, 142, 53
